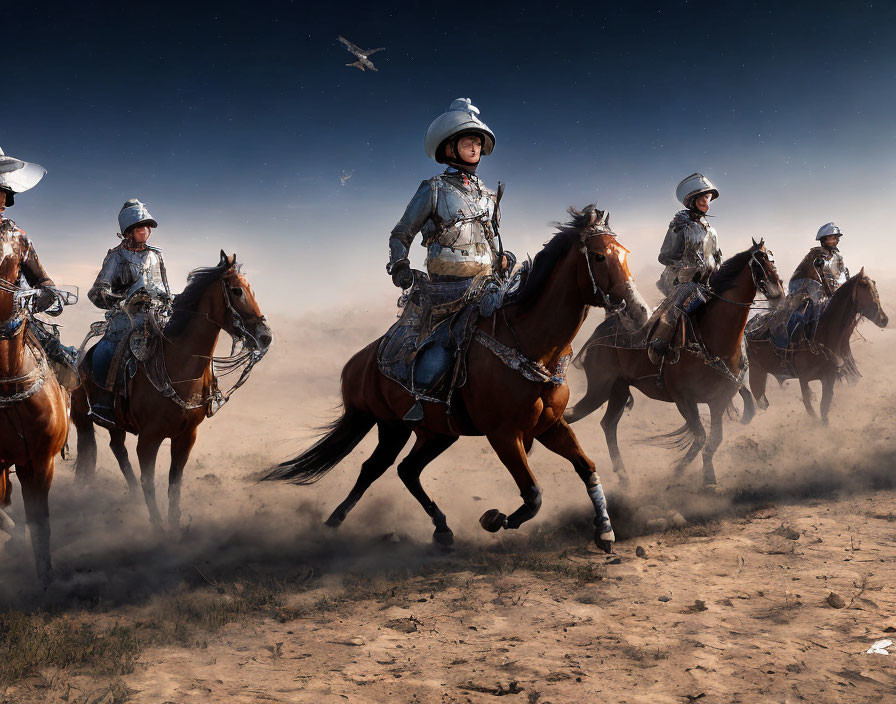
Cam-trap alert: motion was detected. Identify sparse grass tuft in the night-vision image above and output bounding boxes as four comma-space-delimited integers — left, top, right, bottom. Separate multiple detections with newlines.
0, 577, 291, 688
0, 613, 140, 685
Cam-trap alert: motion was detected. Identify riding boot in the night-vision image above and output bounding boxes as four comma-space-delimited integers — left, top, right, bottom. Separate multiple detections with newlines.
88, 388, 118, 428
648, 337, 669, 366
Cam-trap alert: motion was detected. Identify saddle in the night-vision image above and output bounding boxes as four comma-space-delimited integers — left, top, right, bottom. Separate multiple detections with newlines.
377, 270, 517, 416
82, 305, 168, 430
745, 291, 826, 353
25, 321, 79, 392
581, 282, 708, 365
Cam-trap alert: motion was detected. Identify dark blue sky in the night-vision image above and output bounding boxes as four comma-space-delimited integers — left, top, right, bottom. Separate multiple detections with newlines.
5, 1, 895, 312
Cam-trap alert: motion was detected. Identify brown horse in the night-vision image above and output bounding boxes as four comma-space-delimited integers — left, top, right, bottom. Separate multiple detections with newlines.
743, 269, 887, 425
72, 252, 271, 529
265, 206, 648, 551
0, 259, 69, 585
565, 240, 784, 489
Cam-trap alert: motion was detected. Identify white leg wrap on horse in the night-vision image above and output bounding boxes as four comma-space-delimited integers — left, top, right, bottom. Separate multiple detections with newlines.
587, 479, 615, 542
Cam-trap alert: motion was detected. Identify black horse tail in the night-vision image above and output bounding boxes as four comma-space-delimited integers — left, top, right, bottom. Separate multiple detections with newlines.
739, 387, 756, 426
263, 408, 376, 485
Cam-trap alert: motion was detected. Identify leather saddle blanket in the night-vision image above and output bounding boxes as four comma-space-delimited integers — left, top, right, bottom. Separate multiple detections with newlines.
377, 273, 502, 403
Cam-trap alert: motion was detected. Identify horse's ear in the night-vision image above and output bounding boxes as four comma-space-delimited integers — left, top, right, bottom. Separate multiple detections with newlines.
219, 249, 228, 266
859, 266, 865, 277
752, 237, 758, 246
231, 252, 237, 268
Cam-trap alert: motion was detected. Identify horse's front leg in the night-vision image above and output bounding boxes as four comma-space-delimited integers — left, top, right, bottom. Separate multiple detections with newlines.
819, 372, 836, 426
71, 388, 98, 483
701, 401, 725, 488
136, 434, 165, 530
18, 460, 53, 586
537, 419, 614, 553
480, 431, 542, 534
168, 427, 198, 530
798, 378, 817, 420
108, 428, 139, 494
670, 399, 706, 479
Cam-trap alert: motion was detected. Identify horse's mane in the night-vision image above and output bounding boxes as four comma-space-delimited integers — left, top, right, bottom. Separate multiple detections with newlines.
709, 244, 761, 292
165, 262, 232, 336
511, 206, 609, 307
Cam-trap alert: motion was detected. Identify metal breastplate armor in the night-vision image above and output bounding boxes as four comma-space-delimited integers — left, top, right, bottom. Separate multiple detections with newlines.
790, 246, 847, 298
88, 245, 170, 387
822, 249, 846, 292
389, 171, 498, 280
88, 245, 169, 306
657, 210, 721, 295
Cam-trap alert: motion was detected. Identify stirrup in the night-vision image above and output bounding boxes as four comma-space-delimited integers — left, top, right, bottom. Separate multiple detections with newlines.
88, 405, 118, 429
403, 400, 424, 422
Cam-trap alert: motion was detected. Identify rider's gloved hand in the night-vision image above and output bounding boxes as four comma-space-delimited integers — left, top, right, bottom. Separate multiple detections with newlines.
35, 287, 57, 313
390, 261, 414, 290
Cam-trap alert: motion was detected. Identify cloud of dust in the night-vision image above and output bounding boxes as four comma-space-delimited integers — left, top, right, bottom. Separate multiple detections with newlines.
0, 278, 893, 610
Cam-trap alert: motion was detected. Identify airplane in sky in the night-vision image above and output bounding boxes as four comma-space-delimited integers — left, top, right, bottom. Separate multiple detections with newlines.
337, 35, 385, 72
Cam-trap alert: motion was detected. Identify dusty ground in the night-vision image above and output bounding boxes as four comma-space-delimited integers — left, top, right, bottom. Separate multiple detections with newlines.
1, 298, 895, 704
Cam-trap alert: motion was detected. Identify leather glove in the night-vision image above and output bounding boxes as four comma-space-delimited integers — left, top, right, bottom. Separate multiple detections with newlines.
390, 261, 414, 289
35, 287, 57, 313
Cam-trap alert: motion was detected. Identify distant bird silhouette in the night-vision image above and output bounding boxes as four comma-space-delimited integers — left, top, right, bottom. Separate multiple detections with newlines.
340, 170, 354, 186
338, 35, 384, 72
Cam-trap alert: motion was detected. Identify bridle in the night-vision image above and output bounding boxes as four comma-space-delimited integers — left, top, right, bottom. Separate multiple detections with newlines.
579, 233, 627, 314
707, 249, 779, 307
854, 276, 886, 324
204, 273, 269, 415
219, 275, 267, 350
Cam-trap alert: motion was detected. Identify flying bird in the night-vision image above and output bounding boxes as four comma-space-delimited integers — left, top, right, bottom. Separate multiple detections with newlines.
340, 170, 354, 186
337, 35, 384, 72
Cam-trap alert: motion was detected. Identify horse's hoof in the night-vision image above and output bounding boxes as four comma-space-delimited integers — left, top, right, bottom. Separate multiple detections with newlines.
700, 483, 721, 495
479, 509, 507, 533
323, 513, 343, 528
433, 528, 454, 547
594, 533, 615, 554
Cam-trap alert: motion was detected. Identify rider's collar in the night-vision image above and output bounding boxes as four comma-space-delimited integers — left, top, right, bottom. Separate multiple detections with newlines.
445, 163, 479, 177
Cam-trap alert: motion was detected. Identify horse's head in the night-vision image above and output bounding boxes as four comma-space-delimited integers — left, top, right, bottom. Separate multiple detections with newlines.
852, 268, 888, 328
576, 206, 650, 328
748, 238, 785, 301
216, 251, 273, 353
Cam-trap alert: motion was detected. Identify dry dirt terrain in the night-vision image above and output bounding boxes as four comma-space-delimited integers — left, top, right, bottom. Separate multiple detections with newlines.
1, 299, 895, 704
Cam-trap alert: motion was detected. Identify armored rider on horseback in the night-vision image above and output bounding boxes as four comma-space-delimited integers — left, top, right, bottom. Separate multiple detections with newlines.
649, 173, 723, 362
783, 222, 849, 343
0, 145, 77, 372
384, 98, 514, 419
86, 199, 171, 425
